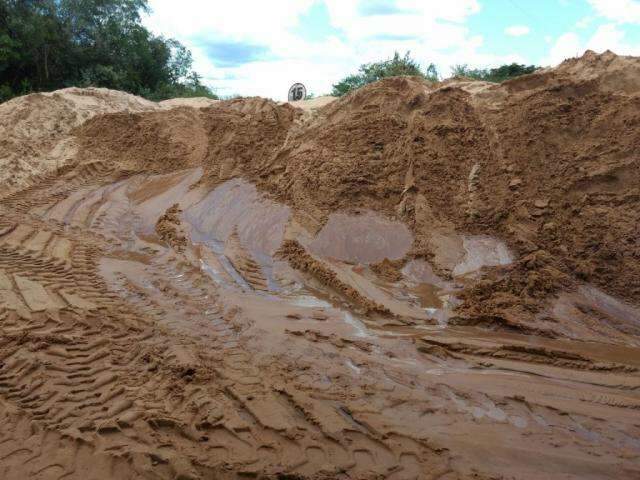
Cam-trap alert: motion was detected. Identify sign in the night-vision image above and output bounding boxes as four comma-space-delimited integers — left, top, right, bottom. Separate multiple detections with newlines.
288, 83, 306, 102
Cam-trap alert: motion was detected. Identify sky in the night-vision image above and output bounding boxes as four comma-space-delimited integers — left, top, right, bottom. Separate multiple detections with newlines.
143, 0, 640, 100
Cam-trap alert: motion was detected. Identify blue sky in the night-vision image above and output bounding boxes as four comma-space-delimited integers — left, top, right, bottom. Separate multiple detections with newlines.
144, 0, 640, 99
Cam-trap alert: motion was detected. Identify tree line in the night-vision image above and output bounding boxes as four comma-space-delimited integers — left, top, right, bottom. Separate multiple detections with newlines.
0, 0, 217, 102
0, 2, 540, 103
331, 51, 539, 97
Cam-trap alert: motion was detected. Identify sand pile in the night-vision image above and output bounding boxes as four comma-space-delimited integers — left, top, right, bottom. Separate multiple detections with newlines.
158, 96, 220, 109
0, 89, 231, 193
155, 203, 187, 251
259, 53, 639, 326
0, 87, 158, 191
76, 106, 210, 173
527, 49, 640, 95
76, 96, 301, 179
70, 50, 640, 334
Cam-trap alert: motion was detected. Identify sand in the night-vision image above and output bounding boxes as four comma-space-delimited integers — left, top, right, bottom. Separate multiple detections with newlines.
0, 50, 639, 479
0, 89, 224, 194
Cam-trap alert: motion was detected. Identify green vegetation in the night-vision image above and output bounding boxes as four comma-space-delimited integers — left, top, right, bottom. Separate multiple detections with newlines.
0, 3, 541, 104
331, 51, 438, 97
451, 63, 539, 83
0, 0, 217, 102
331, 52, 540, 97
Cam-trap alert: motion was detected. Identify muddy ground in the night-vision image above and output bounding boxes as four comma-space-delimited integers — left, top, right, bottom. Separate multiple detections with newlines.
0, 50, 639, 480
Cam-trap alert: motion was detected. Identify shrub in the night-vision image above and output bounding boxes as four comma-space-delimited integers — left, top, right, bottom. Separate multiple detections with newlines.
331, 51, 438, 97
451, 63, 539, 83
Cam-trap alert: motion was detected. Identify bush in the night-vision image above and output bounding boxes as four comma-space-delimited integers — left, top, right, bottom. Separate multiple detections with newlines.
451, 63, 539, 83
331, 51, 438, 97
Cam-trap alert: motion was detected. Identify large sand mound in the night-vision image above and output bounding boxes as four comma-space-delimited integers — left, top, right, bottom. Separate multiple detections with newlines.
0, 87, 158, 191
76, 50, 640, 314
0, 87, 337, 194
1, 50, 640, 480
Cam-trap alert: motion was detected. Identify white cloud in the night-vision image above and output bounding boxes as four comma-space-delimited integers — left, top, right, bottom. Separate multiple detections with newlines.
543, 32, 583, 66
505, 25, 530, 36
587, 23, 640, 55
145, 0, 314, 40
588, 23, 625, 50
541, 22, 640, 67
543, 0, 640, 67
588, 0, 640, 24
324, 0, 480, 33
144, 0, 527, 100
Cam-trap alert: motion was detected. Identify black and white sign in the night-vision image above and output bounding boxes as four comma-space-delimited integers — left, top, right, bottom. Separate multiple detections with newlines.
288, 83, 306, 102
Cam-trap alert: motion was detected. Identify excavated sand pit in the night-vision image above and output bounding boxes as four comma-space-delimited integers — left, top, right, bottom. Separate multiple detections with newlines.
1, 50, 640, 479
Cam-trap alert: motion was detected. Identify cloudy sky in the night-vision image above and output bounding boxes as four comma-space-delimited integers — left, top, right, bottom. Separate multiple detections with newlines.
143, 0, 640, 100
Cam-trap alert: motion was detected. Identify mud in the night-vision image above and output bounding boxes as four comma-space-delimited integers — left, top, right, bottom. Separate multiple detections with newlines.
1, 50, 640, 480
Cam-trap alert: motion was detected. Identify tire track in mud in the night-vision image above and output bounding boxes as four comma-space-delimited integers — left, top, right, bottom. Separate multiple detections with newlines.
0, 169, 454, 479
223, 228, 270, 292
0, 403, 148, 480
105, 237, 437, 479
5, 164, 639, 479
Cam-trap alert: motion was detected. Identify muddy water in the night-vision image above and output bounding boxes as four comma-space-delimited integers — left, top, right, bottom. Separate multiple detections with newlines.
579, 284, 640, 327
452, 234, 513, 276
131, 168, 204, 231
403, 259, 450, 287
552, 282, 640, 344
309, 210, 413, 264
183, 178, 290, 257
174, 179, 452, 324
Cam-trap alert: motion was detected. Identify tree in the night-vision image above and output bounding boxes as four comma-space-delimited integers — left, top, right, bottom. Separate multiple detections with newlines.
0, 0, 217, 102
451, 63, 539, 83
331, 51, 438, 97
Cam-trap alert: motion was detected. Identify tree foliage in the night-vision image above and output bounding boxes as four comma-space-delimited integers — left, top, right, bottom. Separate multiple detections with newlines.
0, 0, 217, 102
451, 63, 539, 83
331, 51, 438, 97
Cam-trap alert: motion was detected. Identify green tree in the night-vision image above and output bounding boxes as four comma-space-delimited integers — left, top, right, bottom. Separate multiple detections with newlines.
331, 51, 438, 97
451, 63, 539, 83
0, 0, 217, 102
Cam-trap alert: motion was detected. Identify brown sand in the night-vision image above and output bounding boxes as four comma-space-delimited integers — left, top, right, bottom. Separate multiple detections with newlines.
1, 50, 640, 479
0, 87, 157, 192
156, 204, 188, 252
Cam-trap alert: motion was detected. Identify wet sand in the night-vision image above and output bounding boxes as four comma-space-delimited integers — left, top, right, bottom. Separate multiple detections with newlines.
1, 165, 638, 479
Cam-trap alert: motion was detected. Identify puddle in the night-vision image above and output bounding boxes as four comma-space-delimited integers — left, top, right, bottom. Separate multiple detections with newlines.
288, 295, 333, 308
183, 178, 290, 257
409, 283, 443, 309
131, 168, 203, 231
199, 258, 226, 286
402, 259, 450, 287
309, 211, 413, 264
453, 235, 513, 276
196, 240, 253, 292
578, 284, 640, 327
